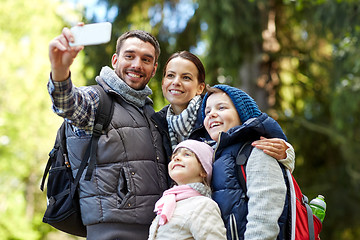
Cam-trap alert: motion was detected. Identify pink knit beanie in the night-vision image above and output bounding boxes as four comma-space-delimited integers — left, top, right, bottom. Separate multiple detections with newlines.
174, 140, 214, 185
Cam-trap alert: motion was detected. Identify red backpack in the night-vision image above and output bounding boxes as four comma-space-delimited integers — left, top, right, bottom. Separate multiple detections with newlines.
286, 171, 322, 240
236, 142, 322, 240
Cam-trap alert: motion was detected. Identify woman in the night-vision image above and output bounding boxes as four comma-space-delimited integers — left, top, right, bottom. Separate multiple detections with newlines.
151, 51, 294, 169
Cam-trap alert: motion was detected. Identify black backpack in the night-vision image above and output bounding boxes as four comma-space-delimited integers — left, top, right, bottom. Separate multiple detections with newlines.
40, 85, 114, 237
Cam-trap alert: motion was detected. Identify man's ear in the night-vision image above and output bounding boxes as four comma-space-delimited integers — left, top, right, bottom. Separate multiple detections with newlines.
151, 62, 158, 78
111, 54, 118, 68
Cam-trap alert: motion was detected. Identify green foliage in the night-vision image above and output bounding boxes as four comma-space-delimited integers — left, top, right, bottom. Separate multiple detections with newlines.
2, 0, 360, 238
272, 1, 360, 238
0, 0, 86, 239
197, 0, 265, 84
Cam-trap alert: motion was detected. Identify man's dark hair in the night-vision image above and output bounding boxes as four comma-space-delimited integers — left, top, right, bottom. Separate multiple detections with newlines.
116, 30, 161, 64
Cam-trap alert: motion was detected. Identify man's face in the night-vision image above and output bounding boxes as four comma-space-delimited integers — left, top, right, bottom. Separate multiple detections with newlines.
112, 37, 158, 90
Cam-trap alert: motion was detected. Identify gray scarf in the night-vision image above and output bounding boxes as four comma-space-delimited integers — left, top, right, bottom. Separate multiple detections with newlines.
188, 182, 212, 198
99, 66, 152, 107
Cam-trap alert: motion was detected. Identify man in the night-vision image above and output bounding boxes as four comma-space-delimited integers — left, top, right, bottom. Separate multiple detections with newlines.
48, 26, 168, 239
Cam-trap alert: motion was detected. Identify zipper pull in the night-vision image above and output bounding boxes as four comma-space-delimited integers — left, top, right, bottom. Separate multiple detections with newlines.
64, 154, 71, 168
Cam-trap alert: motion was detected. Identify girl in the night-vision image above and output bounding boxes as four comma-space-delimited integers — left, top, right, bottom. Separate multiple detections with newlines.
148, 139, 226, 240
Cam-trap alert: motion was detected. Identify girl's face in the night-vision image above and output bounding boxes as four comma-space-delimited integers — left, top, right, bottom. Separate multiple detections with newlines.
162, 57, 205, 115
169, 147, 206, 185
203, 92, 241, 142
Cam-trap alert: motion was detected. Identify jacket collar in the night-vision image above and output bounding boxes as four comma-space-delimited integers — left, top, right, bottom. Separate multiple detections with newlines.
217, 113, 286, 150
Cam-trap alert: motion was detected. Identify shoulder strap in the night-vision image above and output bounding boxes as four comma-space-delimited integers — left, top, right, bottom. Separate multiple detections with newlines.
41, 84, 114, 193
303, 195, 315, 240
40, 121, 67, 191
286, 169, 315, 240
84, 84, 114, 181
91, 85, 114, 135
235, 141, 254, 194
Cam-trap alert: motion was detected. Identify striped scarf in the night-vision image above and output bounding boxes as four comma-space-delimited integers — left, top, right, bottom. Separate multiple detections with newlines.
166, 95, 202, 150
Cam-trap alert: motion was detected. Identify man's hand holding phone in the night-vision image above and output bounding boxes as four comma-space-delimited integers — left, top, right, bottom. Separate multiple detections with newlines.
69, 22, 112, 46
49, 22, 112, 81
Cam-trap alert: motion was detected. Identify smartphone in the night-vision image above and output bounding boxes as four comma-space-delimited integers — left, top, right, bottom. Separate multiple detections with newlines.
69, 22, 112, 47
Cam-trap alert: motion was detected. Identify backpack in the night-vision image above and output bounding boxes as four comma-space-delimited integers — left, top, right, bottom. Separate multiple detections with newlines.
40, 85, 114, 237
235, 142, 322, 240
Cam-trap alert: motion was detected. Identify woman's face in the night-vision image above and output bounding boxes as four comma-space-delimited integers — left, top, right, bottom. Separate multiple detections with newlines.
162, 57, 205, 115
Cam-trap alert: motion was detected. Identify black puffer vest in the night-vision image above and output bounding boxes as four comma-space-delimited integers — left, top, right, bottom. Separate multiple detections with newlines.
66, 78, 168, 226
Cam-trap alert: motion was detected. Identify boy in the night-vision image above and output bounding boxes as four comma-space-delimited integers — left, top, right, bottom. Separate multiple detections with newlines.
202, 85, 289, 240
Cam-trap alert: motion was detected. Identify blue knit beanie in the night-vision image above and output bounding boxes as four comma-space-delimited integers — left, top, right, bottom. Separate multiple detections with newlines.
201, 84, 262, 123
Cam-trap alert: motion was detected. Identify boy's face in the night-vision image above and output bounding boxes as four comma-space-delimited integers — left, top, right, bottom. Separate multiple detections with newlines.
203, 92, 241, 142
169, 147, 206, 185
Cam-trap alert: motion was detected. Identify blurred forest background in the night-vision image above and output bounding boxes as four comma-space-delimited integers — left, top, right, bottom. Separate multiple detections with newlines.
1, 0, 359, 239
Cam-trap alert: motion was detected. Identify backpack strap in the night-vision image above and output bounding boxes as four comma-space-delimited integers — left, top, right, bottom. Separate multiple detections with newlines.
68, 84, 114, 198
303, 195, 315, 240
286, 169, 316, 240
84, 84, 114, 181
41, 84, 114, 195
40, 121, 67, 191
235, 141, 254, 195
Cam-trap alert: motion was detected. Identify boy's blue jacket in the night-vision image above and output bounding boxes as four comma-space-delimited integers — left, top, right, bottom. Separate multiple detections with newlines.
213, 112, 289, 240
